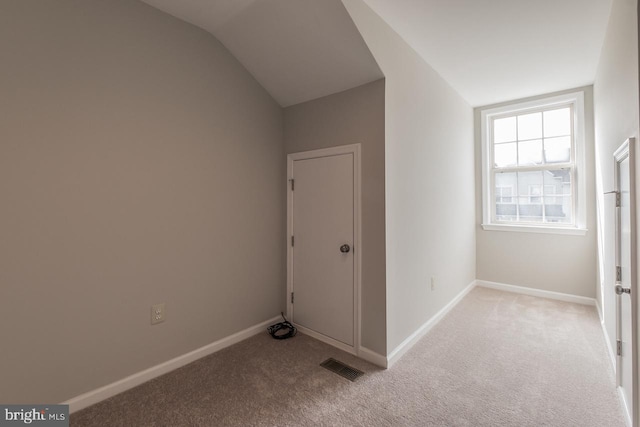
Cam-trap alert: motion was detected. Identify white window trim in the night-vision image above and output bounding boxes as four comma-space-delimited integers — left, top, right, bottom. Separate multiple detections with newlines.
480, 91, 587, 235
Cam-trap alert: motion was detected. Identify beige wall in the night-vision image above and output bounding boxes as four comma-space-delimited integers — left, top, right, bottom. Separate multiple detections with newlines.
475, 87, 599, 298
342, 0, 476, 353
0, 0, 284, 404
284, 80, 387, 355
593, 0, 639, 355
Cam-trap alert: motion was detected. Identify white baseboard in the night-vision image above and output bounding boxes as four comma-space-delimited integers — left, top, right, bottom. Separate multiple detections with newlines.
62, 280, 602, 413
476, 280, 596, 306
596, 305, 631, 427
386, 280, 477, 368
64, 315, 281, 414
618, 387, 633, 427
596, 301, 617, 371
358, 346, 387, 368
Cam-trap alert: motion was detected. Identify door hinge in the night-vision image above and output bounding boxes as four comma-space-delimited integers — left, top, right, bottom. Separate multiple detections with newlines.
289, 179, 294, 191
290, 292, 294, 304
291, 235, 294, 247
616, 266, 622, 282
605, 190, 621, 207
617, 339, 622, 356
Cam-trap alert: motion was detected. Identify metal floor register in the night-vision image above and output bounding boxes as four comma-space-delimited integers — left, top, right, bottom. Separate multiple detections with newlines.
320, 358, 364, 382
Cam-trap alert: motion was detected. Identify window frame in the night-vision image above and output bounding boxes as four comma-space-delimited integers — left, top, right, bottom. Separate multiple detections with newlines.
480, 91, 587, 235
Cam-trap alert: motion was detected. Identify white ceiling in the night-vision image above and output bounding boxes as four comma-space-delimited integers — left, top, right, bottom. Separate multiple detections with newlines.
140, 0, 384, 107
362, 0, 613, 106
141, 0, 613, 108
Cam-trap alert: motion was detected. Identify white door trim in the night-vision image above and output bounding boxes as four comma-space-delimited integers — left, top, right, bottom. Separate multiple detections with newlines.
613, 137, 638, 427
287, 143, 362, 356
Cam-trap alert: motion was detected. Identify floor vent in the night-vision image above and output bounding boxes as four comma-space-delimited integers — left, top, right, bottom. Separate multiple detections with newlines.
320, 358, 364, 382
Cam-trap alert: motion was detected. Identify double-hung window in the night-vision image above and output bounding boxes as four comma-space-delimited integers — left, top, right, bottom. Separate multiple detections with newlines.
480, 91, 586, 235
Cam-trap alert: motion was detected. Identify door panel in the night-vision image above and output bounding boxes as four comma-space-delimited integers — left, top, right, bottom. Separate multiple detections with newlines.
618, 155, 633, 416
292, 153, 354, 346
614, 138, 637, 426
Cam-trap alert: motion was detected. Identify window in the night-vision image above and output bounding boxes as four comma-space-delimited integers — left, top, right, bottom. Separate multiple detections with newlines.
481, 91, 586, 235
496, 185, 513, 204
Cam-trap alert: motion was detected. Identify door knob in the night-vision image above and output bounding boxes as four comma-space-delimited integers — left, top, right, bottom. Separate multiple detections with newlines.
616, 285, 631, 295
340, 244, 351, 253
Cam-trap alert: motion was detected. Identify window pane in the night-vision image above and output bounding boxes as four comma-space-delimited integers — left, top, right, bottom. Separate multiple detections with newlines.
543, 168, 569, 188
518, 112, 542, 140
528, 184, 542, 203
494, 117, 516, 143
543, 167, 571, 195
545, 196, 572, 223
494, 142, 517, 167
518, 171, 542, 197
544, 136, 571, 163
495, 186, 513, 203
518, 139, 542, 166
518, 197, 543, 222
518, 171, 543, 222
543, 108, 570, 137
493, 169, 573, 224
543, 184, 556, 198
543, 169, 572, 223
495, 172, 517, 221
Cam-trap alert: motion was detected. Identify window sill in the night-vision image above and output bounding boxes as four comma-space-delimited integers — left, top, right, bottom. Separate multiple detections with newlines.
481, 223, 588, 236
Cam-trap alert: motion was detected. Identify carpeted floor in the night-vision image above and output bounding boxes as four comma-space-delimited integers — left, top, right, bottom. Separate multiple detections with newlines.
71, 287, 626, 426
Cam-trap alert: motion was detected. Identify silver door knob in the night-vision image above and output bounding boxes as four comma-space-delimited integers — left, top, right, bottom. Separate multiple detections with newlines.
340, 244, 351, 253
616, 285, 631, 295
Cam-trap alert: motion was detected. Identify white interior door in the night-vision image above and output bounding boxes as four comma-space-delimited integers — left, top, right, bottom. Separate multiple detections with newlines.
614, 138, 637, 426
288, 148, 357, 349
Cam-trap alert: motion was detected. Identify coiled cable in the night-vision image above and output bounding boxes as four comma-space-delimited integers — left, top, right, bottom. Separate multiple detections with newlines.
267, 312, 297, 340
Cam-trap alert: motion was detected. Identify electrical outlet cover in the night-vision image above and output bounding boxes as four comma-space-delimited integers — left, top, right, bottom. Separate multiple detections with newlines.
151, 303, 165, 325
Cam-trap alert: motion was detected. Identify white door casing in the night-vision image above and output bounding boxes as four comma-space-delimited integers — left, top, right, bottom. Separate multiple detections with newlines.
287, 144, 361, 355
613, 138, 638, 427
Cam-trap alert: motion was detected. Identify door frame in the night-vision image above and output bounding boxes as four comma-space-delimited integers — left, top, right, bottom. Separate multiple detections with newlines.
613, 137, 638, 427
286, 143, 362, 356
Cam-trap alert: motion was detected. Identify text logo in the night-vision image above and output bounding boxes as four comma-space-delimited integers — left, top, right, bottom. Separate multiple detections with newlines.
0, 405, 68, 426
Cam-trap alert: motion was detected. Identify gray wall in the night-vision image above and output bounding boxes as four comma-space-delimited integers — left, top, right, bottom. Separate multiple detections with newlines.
284, 80, 387, 355
593, 0, 639, 356
342, 0, 476, 354
0, 0, 284, 404
475, 87, 599, 298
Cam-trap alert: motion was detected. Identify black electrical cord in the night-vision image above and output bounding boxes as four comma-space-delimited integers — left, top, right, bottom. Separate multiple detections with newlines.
267, 312, 297, 340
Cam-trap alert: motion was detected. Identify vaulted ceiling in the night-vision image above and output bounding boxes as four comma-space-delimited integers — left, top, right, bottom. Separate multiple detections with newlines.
141, 0, 613, 107
140, 0, 383, 107
361, 0, 613, 106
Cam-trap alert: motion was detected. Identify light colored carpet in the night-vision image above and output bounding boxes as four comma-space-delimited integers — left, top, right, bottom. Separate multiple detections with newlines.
71, 287, 625, 426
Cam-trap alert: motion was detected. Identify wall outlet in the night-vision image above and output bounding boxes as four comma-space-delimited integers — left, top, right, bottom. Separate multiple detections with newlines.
151, 303, 165, 325
430, 277, 436, 291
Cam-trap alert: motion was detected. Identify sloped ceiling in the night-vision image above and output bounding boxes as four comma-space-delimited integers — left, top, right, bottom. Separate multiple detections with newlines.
361, 0, 613, 106
140, 0, 384, 107
141, 0, 613, 108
